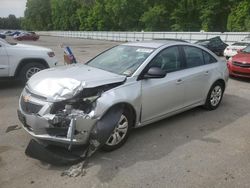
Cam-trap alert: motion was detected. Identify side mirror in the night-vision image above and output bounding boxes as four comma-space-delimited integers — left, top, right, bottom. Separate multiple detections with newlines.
143, 67, 167, 79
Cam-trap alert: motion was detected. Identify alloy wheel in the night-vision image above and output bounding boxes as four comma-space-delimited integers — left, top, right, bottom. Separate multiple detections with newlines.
26, 67, 41, 80
106, 114, 129, 146
210, 85, 222, 107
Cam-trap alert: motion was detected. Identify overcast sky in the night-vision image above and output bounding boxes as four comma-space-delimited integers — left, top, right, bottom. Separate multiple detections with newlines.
0, 0, 27, 17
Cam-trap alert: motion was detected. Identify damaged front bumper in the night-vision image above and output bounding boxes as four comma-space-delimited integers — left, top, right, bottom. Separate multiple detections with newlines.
18, 89, 98, 148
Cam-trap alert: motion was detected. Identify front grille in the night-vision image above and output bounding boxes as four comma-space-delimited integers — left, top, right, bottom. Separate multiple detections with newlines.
232, 61, 250, 68
20, 96, 43, 114
232, 71, 250, 76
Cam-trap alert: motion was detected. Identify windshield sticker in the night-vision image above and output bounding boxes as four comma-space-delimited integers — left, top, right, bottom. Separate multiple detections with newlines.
136, 48, 153, 53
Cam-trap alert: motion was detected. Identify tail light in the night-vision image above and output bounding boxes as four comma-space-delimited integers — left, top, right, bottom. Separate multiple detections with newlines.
47, 52, 55, 57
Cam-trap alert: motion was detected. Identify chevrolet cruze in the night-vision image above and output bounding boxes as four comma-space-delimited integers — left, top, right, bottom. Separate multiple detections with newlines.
18, 40, 229, 151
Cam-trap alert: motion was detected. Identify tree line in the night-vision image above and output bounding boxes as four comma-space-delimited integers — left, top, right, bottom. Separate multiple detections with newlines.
3, 0, 250, 32
0, 15, 22, 30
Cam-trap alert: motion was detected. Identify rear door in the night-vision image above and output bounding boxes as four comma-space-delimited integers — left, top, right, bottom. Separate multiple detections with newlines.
141, 46, 186, 123
180, 45, 216, 106
0, 43, 9, 76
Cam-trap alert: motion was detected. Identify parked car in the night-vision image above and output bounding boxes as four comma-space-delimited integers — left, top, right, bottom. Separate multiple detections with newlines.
0, 38, 57, 83
13, 32, 39, 41
224, 41, 250, 59
18, 40, 228, 153
227, 45, 250, 78
3, 30, 12, 36
0, 33, 6, 39
195, 36, 228, 56
9, 31, 21, 36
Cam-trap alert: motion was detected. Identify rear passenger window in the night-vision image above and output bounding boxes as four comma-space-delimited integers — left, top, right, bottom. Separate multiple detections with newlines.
183, 46, 204, 68
203, 51, 217, 64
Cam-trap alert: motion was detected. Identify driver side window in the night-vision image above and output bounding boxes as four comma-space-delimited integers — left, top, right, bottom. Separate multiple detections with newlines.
149, 46, 181, 73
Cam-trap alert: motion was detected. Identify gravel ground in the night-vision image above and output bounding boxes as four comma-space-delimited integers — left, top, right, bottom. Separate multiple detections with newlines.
0, 36, 250, 188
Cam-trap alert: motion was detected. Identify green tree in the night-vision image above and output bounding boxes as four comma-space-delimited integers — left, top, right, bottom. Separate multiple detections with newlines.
0, 15, 21, 29
227, 0, 250, 31
77, 1, 94, 30
84, 0, 111, 30
140, 4, 168, 31
18, 0, 250, 32
200, 0, 239, 32
104, 0, 145, 31
23, 0, 52, 30
171, 0, 201, 31
51, 0, 80, 30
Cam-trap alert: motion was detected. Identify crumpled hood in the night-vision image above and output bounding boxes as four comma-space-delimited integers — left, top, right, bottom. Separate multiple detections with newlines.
27, 64, 126, 101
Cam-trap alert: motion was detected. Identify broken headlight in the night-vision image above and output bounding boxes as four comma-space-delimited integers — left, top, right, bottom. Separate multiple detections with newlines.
50, 93, 100, 115
50, 82, 124, 115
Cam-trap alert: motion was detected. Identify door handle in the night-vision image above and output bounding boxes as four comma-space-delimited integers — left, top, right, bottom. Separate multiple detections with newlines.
176, 79, 183, 84
205, 71, 209, 75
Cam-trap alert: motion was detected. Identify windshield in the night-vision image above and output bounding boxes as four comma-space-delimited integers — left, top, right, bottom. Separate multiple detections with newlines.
242, 45, 250, 53
87, 45, 154, 76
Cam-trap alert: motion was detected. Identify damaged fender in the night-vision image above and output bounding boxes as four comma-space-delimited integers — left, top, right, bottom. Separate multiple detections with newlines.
25, 105, 123, 165
87, 105, 123, 155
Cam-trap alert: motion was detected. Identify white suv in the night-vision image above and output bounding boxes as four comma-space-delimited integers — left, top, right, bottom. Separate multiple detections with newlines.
0, 38, 57, 83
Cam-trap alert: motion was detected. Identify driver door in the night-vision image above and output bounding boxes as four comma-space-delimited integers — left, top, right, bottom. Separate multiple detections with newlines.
141, 46, 186, 123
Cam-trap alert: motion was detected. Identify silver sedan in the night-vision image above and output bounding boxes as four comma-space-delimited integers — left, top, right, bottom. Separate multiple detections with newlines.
18, 40, 229, 151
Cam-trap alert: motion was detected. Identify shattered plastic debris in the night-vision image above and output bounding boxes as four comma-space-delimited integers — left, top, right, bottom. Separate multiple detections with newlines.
25, 105, 123, 177
61, 161, 88, 177
61, 140, 99, 177
60, 106, 123, 177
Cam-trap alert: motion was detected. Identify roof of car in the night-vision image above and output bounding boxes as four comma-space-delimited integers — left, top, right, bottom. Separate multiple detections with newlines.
123, 40, 188, 48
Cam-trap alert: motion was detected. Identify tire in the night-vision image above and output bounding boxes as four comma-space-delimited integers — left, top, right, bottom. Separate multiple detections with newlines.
204, 81, 224, 110
19, 62, 46, 84
102, 109, 133, 152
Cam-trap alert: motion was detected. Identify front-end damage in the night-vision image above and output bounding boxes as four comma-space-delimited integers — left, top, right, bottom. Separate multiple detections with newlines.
18, 79, 126, 150
24, 105, 123, 166
17, 68, 143, 164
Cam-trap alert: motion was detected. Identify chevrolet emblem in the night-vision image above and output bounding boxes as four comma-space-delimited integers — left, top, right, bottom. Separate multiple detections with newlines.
23, 95, 31, 103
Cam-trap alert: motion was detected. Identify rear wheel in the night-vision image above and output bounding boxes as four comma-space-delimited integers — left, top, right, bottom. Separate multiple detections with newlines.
19, 62, 46, 84
102, 109, 132, 151
204, 81, 224, 110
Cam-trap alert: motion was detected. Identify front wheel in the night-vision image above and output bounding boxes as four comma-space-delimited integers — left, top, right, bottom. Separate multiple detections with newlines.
19, 62, 46, 84
204, 82, 224, 110
102, 109, 132, 151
